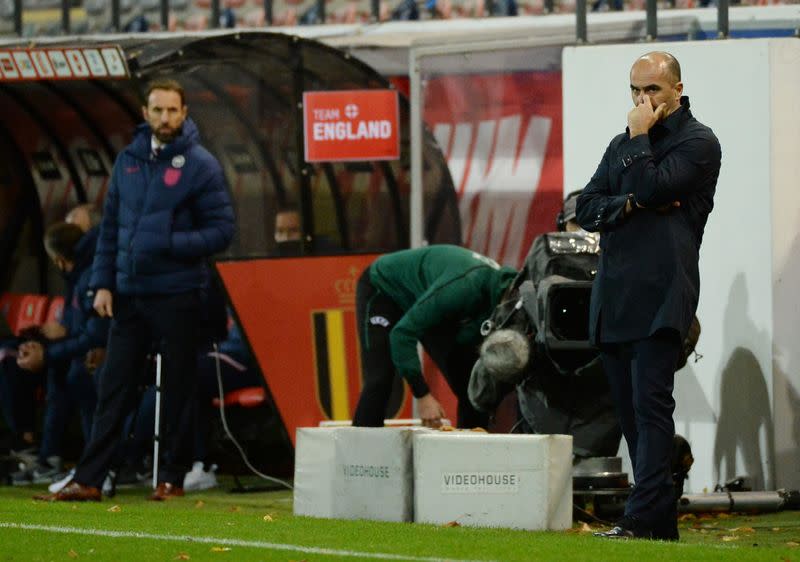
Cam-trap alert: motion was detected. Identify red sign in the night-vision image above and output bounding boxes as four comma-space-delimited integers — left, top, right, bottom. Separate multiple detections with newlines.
217, 256, 413, 446
303, 89, 400, 162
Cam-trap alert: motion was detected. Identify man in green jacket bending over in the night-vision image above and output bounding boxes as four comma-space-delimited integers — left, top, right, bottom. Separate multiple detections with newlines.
353, 245, 517, 428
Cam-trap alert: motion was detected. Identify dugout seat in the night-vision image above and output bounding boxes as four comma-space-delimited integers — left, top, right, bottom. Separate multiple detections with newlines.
0, 293, 49, 335
212, 385, 266, 409
45, 296, 65, 325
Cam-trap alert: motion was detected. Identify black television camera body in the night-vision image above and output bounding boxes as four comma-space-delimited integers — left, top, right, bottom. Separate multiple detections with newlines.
470, 230, 623, 458
481, 231, 599, 373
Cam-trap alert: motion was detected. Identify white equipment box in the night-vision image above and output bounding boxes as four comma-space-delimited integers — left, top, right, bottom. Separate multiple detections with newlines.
413, 433, 573, 530
293, 427, 337, 518
332, 427, 423, 522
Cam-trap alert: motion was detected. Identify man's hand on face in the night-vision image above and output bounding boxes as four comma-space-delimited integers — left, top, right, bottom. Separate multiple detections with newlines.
628, 94, 667, 138
93, 289, 113, 318
418, 393, 446, 428
17, 341, 45, 372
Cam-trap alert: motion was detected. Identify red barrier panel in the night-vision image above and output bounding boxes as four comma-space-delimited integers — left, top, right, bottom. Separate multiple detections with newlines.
217, 255, 414, 446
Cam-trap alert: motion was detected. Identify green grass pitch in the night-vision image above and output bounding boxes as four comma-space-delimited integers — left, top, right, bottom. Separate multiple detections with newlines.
1, 481, 799, 561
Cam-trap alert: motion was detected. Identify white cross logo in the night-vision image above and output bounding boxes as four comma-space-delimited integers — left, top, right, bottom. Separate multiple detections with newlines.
344, 104, 359, 119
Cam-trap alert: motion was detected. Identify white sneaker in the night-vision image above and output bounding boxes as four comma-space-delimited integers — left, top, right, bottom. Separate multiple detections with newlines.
48, 468, 76, 493
183, 461, 218, 492
102, 473, 115, 496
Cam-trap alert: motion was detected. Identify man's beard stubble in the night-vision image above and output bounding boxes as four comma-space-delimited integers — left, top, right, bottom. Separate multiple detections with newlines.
154, 124, 182, 144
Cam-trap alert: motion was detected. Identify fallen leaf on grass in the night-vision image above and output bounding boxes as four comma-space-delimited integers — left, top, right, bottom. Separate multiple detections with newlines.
773, 528, 782, 532
107, 505, 121, 513
228, 506, 241, 513
175, 554, 190, 560
210, 547, 231, 552
263, 515, 274, 522
678, 514, 696, 521
721, 536, 739, 542
444, 521, 460, 527
579, 522, 594, 533
731, 527, 755, 534
786, 541, 800, 547
195, 501, 205, 509
717, 512, 732, 519
68, 550, 78, 559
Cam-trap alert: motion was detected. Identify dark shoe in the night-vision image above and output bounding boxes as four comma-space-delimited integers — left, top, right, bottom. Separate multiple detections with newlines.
651, 518, 680, 541
149, 482, 184, 501
593, 525, 637, 539
33, 481, 101, 502
594, 515, 679, 542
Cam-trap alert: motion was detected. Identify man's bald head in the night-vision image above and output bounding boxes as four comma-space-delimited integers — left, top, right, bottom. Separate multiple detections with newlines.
629, 51, 684, 117
632, 51, 681, 85
65, 204, 101, 233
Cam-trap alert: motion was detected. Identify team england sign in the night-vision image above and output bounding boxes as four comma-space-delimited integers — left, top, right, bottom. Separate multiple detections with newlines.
303, 89, 400, 163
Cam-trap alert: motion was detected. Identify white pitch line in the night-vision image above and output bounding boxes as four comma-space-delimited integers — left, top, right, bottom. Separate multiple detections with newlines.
0, 522, 494, 562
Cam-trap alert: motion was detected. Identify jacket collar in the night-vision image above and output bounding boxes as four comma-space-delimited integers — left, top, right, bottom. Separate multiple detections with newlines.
660, 96, 691, 134
127, 117, 200, 161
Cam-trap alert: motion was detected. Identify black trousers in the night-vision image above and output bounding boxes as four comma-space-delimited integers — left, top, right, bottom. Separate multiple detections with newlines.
600, 329, 681, 530
352, 268, 487, 429
74, 292, 200, 488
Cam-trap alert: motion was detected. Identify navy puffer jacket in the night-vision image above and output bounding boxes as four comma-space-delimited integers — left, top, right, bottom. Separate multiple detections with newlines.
90, 118, 235, 295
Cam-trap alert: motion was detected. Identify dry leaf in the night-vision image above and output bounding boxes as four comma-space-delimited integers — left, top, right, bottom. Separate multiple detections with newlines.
786, 541, 800, 547
580, 522, 594, 533
733, 527, 756, 534
773, 528, 782, 532
469, 427, 487, 433
721, 536, 738, 542
68, 550, 79, 559
195, 500, 205, 509
717, 513, 732, 519
440, 426, 455, 432
175, 554, 190, 560
444, 520, 460, 527
107, 505, 121, 513
210, 547, 231, 552
263, 515, 274, 522
678, 514, 696, 521
228, 506, 241, 513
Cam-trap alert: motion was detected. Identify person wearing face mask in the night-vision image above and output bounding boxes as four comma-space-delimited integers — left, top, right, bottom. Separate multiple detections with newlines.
36, 79, 235, 503
576, 51, 721, 541
12, 222, 110, 485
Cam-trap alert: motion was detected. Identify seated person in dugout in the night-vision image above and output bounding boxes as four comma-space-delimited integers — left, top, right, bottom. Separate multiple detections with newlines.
14, 222, 110, 483
352, 245, 517, 429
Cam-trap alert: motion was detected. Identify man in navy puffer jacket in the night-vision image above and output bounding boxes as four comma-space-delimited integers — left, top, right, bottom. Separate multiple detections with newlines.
39, 79, 235, 502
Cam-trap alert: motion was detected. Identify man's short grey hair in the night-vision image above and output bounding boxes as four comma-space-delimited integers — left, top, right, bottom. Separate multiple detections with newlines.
480, 329, 530, 383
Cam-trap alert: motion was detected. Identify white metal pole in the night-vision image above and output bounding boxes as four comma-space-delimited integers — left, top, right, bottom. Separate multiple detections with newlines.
409, 47, 424, 251
152, 353, 162, 489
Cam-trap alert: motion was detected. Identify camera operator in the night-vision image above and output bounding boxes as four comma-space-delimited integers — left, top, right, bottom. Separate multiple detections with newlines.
468, 191, 621, 459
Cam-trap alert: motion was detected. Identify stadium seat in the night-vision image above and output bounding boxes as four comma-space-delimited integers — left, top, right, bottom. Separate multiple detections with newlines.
45, 296, 65, 325
14, 295, 49, 334
0, 293, 48, 336
212, 386, 266, 409
0, 293, 21, 329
